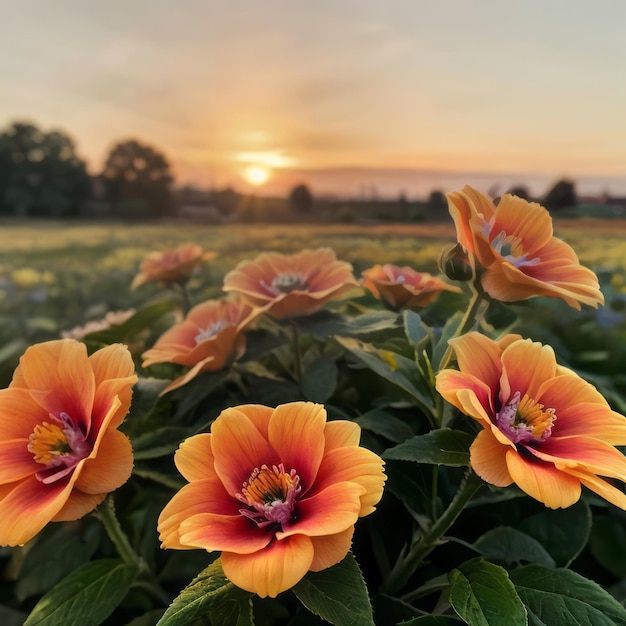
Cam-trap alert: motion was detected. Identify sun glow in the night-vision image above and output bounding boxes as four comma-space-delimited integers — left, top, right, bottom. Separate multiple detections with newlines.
244, 165, 270, 186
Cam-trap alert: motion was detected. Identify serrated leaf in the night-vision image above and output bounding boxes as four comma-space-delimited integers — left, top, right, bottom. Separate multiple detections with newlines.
473, 526, 555, 568
156, 558, 253, 626
383, 429, 472, 466
448, 558, 526, 626
293, 553, 374, 626
511, 565, 626, 626
301, 356, 338, 403
23, 558, 138, 626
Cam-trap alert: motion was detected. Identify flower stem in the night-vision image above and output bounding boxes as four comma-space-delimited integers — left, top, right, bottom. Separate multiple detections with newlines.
96, 496, 144, 569
382, 469, 482, 595
175, 282, 193, 315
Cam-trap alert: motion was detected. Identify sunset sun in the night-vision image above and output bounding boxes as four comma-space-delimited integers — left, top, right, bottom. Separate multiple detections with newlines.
244, 165, 270, 186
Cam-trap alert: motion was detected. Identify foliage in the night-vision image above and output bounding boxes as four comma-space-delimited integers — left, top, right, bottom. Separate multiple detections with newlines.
0, 218, 625, 625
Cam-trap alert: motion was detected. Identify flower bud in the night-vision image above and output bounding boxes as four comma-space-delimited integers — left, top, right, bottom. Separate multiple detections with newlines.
438, 242, 474, 282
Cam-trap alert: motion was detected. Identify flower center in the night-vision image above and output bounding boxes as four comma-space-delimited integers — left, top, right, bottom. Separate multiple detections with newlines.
264, 273, 308, 295
194, 320, 228, 343
496, 391, 556, 444
27, 412, 91, 483
490, 229, 540, 268
236, 463, 301, 530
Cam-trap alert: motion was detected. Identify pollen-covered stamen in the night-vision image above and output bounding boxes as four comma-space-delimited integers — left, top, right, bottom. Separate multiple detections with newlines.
194, 320, 228, 343
496, 391, 556, 444
261, 273, 308, 296
27, 412, 91, 483
236, 463, 301, 529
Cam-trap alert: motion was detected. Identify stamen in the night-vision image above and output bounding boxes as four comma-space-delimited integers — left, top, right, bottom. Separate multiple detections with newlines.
194, 320, 228, 343
28, 422, 70, 465
496, 391, 556, 444
261, 273, 308, 296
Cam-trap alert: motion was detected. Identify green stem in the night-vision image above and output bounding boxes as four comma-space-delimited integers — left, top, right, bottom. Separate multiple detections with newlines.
382, 470, 482, 594
95, 496, 144, 570
175, 282, 192, 315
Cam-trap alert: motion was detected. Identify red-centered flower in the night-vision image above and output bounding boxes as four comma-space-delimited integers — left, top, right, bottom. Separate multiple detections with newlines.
436, 332, 626, 509
0, 339, 137, 546
362, 263, 461, 309
131, 243, 216, 289
142, 297, 259, 394
446, 186, 604, 309
222, 248, 360, 319
157, 402, 386, 597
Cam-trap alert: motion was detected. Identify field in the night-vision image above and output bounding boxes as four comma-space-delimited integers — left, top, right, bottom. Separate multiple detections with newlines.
2, 216, 626, 625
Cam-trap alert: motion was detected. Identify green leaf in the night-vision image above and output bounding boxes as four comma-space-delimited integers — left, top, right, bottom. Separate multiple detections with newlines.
518, 499, 591, 567
431, 311, 463, 370
589, 515, 626, 578
131, 426, 193, 460
448, 558, 527, 626
294, 310, 400, 340
401, 617, 464, 625
473, 526, 555, 568
156, 558, 253, 626
511, 565, 626, 626
402, 310, 429, 346
16, 523, 100, 601
335, 336, 433, 411
23, 558, 138, 626
383, 429, 473, 467
354, 408, 415, 443
301, 356, 338, 403
292, 553, 375, 626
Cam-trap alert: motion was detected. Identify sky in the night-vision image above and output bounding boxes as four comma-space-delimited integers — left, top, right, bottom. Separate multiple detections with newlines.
2, 0, 626, 198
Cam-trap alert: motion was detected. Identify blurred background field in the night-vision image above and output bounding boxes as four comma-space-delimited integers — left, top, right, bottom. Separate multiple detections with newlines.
0, 217, 625, 396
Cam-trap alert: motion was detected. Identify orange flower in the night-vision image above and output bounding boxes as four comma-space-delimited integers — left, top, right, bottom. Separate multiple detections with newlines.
0, 339, 137, 546
131, 243, 216, 289
142, 297, 258, 394
362, 263, 461, 309
222, 248, 360, 319
157, 401, 386, 597
436, 332, 626, 509
446, 186, 603, 309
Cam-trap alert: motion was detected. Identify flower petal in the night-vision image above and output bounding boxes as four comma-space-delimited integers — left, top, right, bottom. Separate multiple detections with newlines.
0, 477, 71, 546
552, 403, 626, 445
52, 490, 106, 522
469, 429, 513, 487
323, 420, 361, 452
311, 447, 386, 516
500, 339, 557, 401
505, 449, 581, 509
278, 481, 363, 540
309, 527, 355, 572
174, 434, 216, 482
74, 429, 133, 495
211, 407, 279, 497
564, 468, 626, 510
179, 513, 274, 554
221, 534, 314, 598
0, 388, 47, 441
158, 479, 239, 549
436, 370, 494, 424
268, 402, 326, 491
448, 333, 504, 392
0, 439, 39, 484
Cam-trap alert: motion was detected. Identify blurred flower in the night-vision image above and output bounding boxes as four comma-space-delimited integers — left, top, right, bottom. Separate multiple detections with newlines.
446, 186, 604, 309
157, 401, 386, 597
11, 268, 42, 289
362, 263, 461, 309
131, 243, 216, 289
0, 340, 137, 546
61, 309, 137, 341
223, 248, 359, 319
436, 332, 626, 510
142, 297, 258, 393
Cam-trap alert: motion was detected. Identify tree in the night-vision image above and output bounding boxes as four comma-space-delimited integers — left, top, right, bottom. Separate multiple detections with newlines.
289, 184, 313, 214
0, 121, 89, 217
102, 140, 174, 218
542, 179, 577, 212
